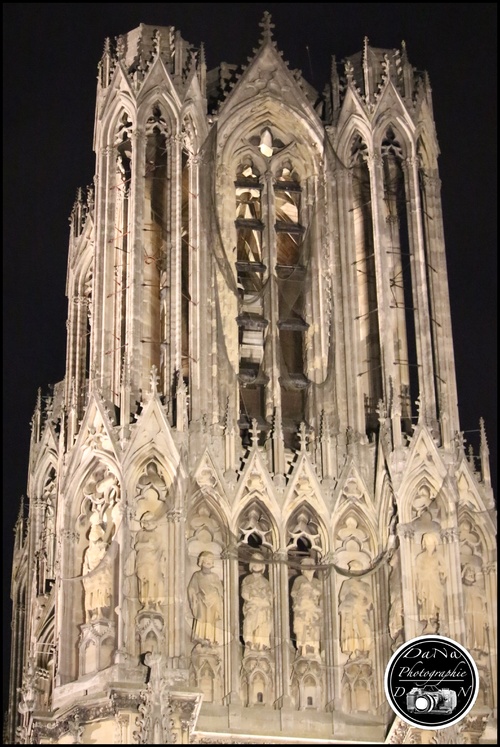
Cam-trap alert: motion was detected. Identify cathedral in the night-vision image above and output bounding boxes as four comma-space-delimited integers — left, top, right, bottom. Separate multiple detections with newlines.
7, 13, 497, 745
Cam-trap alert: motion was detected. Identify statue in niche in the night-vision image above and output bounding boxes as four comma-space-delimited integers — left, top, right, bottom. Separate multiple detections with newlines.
82, 511, 113, 621
188, 551, 224, 645
135, 512, 166, 609
241, 552, 273, 651
338, 561, 373, 658
415, 532, 446, 633
462, 563, 488, 652
291, 557, 322, 657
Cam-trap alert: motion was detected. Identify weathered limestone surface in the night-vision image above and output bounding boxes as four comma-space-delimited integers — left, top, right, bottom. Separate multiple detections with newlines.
7, 13, 496, 746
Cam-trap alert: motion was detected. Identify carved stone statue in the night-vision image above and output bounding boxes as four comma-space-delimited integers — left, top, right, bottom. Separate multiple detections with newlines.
241, 552, 273, 651
82, 512, 113, 621
338, 561, 373, 658
134, 512, 166, 608
188, 551, 224, 645
291, 557, 322, 657
462, 563, 488, 652
415, 532, 446, 633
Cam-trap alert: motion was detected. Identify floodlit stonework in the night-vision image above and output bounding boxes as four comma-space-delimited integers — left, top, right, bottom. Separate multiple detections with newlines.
7, 13, 497, 745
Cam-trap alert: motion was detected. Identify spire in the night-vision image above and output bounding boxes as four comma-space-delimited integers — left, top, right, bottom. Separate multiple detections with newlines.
479, 417, 491, 488
70, 187, 86, 237
400, 39, 414, 100
259, 11, 275, 46
68, 378, 79, 446
30, 387, 42, 443
99, 37, 114, 89
330, 55, 340, 116
362, 36, 371, 103
198, 42, 207, 97
14, 496, 25, 551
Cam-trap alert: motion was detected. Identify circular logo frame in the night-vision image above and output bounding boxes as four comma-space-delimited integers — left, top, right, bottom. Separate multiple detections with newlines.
384, 635, 479, 729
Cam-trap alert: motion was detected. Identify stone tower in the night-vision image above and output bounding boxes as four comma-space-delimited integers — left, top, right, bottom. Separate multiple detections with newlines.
8, 14, 496, 745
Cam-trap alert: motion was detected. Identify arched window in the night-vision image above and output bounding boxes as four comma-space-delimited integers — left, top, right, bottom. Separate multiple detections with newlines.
350, 134, 382, 438
236, 159, 268, 436
381, 127, 416, 436
235, 154, 309, 449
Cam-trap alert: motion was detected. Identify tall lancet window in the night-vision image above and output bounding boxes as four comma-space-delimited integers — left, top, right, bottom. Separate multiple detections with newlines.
181, 149, 191, 386
275, 161, 308, 446
417, 138, 440, 421
235, 159, 267, 434
382, 128, 416, 435
83, 267, 92, 388
144, 105, 168, 384
112, 112, 132, 405
350, 135, 382, 437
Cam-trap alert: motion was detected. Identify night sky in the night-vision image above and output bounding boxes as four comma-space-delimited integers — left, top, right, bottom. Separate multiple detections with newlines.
3, 3, 496, 719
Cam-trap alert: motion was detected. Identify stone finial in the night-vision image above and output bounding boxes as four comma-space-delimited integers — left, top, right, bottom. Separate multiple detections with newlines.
415, 393, 423, 424
150, 365, 159, 395
362, 37, 369, 70
259, 11, 275, 45
479, 417, 489, 453
467, 444, 475, 468
299, 422, 307, 452
376, 398, 387, 423
362, 36, 370, 97
250, 418, 259, 450
115, 34, 125, 60
479, 417, 491, 488
30, 387, 42, 442
344, 58, 354, 82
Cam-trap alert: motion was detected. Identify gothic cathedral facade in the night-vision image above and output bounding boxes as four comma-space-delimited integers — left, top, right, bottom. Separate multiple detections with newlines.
8, 14, 497, 745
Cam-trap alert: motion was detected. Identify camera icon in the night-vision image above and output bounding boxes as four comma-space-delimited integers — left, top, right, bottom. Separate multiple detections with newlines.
406, 686, 457, 715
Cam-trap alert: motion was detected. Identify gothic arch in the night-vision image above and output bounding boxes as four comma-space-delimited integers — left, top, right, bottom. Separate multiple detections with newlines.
136, 93, 177, 135
332, 507, 378, 570
458, 508, 495, 559
61, 456, 122, 588
99, 103, 135, 152
416, 132, 439, 171
186, 494, 229, 571
219, 102, 324, 181
402, 476, 455, 529
124, 447, 180, 507
33, 459, 58, 500
336, 117, 373, 166
188, 491, 230, 542
181, 107, 202, 153
373, 120, 413, 160
285, 502, 327, 559
234, 499, 277, 555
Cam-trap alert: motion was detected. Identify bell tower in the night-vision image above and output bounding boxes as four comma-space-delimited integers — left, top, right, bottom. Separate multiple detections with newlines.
8, 14, 496, 746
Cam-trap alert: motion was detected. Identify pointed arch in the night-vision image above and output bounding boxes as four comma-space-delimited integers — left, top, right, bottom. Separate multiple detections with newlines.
336, 115, 373, 166
234, 498, 278, 556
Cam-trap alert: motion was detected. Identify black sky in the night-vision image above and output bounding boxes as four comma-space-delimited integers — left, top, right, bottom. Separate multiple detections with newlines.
2, 2, 496, 718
